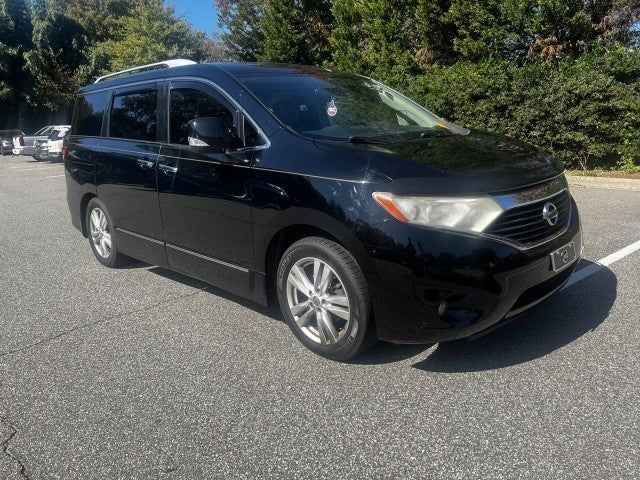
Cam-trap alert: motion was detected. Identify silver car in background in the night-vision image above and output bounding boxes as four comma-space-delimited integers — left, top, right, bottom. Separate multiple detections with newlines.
33, 138, 49, 161
1, 130, 23, 155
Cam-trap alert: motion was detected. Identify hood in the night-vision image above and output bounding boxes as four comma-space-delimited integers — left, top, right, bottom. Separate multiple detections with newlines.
314, 130, 564, 195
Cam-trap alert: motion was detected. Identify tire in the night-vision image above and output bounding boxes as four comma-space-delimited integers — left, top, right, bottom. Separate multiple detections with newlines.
276, 236, 376, 361
85, 198, 129, 268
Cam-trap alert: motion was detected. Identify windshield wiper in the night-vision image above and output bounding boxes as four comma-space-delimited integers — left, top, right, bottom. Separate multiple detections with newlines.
347, 135, 387, 144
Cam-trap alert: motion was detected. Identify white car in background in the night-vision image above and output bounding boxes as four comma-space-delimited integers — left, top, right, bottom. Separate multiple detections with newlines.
12, 125, 70, 157
45, 127, 70, 162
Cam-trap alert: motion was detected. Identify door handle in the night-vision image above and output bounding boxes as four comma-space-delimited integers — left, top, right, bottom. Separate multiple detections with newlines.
137, 158, 154, 169
158, 163, 178, 175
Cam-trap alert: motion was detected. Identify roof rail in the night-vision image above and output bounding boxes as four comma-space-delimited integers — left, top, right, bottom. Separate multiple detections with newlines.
94, 59, 197, 83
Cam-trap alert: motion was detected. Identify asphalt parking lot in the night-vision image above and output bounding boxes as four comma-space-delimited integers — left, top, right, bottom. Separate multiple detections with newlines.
1, 154, 639, 479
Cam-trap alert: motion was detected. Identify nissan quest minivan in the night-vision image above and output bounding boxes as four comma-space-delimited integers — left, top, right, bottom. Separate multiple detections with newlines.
65, 60, 581, 360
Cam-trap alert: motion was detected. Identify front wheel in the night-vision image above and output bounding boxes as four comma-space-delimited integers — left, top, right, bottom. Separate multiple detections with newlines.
276, 237, 375, 361
85, 198, 129, 268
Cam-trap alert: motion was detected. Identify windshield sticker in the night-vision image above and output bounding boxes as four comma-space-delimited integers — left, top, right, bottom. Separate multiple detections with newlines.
326, 99, 338, 117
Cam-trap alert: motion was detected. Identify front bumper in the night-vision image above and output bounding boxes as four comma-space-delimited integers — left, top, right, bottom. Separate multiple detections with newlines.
365, 197, 582, 344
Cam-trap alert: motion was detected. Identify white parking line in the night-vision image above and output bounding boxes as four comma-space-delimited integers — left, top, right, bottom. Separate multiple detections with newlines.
562, 239, 640, 290
45, 174, 65, 178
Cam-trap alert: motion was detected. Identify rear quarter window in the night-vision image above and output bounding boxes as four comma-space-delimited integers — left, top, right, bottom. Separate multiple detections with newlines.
72, 91, 109, 137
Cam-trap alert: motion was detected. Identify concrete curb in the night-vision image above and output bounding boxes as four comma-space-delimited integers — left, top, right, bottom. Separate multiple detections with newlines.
567, 175, 640, 191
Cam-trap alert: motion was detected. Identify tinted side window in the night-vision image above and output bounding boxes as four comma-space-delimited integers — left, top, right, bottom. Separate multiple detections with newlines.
72, 91, 109, 136
169, 88, 234, 145
110, 89, 157, 141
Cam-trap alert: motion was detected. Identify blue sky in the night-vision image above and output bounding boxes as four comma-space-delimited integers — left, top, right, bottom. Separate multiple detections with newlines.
165, 0, 219, 34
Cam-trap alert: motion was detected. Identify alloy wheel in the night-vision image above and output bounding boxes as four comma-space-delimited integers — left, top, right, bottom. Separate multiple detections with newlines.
89, 207, 112, 258
286, 257, 351, 345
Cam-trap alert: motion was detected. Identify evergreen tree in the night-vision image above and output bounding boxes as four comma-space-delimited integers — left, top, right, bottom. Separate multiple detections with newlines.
329, 0, 366, 71
216, 0, 265, 61
447, 0, 640, 61
259, 0, 333, 64
259, 0, 305, 62
330, 0, 423, 82
301, 0, 333, 65
414, 0, 457, 65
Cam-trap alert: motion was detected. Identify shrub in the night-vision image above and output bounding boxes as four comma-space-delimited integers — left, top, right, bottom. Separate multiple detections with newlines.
392, 49, 640, 171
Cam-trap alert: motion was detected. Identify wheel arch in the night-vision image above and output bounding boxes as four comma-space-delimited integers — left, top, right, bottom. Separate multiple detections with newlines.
79, 192, 97, 237
261, 222, 374, 305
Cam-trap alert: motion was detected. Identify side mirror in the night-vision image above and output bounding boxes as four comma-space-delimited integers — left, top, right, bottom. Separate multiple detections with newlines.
187, 117, 238, 149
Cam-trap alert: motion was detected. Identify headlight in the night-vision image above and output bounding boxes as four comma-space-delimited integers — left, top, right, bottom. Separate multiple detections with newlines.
372, 192, 503, 234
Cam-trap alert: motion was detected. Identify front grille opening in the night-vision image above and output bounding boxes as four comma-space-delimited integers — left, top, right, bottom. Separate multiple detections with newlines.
511, 267, 573, 311
486, 190, 570, 246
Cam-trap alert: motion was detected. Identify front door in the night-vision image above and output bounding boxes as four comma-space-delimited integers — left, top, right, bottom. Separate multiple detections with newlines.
157, 80, 257, 296
95, 83, 166, 266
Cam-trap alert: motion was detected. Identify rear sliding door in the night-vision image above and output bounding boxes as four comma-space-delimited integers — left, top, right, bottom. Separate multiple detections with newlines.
95, 82, 166, 266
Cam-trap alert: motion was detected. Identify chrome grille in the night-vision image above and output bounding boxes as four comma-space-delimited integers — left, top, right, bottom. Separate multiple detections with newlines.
486, 190, 571, 246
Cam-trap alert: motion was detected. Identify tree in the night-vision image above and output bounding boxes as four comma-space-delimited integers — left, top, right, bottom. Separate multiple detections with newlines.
216, 0, 264, 61
24, 4, 90, 111
414, 0, 457, 65
330, 0, 423, 82
61, 0, 135, 43
0, 0, 33, 125
329, 0, 367, 72
101, 0, 214, 71
447, 0, 640, 61
259, 0, 305, 62
258, 0, 333, 64
300, 0, 333, 65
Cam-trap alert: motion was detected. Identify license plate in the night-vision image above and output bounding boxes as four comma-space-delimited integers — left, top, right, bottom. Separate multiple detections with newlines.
550, 242, 576, 272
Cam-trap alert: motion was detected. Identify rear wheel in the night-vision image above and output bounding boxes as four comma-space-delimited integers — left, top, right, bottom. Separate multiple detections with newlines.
85, 198, 129, 268
276, 237, 375, 361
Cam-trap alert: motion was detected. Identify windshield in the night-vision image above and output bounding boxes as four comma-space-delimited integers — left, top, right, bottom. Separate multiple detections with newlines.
48, 128, 68, 140
240, 71, 467, 142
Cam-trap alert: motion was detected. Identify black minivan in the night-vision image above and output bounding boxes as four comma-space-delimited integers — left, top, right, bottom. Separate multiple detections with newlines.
66, 60, 581, 360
